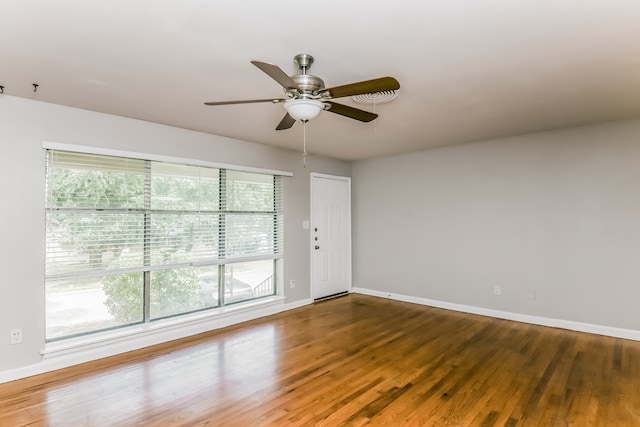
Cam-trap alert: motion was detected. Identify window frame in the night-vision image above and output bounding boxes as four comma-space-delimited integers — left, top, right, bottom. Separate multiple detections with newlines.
44, 142, 290, 342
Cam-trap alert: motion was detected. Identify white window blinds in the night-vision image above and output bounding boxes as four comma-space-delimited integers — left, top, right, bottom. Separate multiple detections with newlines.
45, 150, 283, 280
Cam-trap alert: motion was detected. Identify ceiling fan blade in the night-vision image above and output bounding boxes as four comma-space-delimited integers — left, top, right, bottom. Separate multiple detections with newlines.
251, 60, 299, 91
319, 77, 400, 99
204, 98, 286, 106
276, 113, 296, 130
325, 101, 378, 122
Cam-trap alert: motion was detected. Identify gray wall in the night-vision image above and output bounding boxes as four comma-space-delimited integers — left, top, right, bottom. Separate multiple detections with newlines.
352, 119, 640, 331
0, 95, 350, 372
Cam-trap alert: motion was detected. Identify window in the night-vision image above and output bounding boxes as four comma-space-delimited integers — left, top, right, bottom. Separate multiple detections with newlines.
45, 150, 283, 340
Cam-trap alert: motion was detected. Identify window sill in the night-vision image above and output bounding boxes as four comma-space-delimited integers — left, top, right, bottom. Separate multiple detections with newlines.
42, 296, 287, 361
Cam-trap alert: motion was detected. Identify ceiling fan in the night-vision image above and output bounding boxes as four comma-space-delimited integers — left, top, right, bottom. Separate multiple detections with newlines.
204, 53, 400, 130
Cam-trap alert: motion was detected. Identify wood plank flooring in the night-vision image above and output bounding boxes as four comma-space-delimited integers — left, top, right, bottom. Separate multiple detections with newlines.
1, 293, 640, 426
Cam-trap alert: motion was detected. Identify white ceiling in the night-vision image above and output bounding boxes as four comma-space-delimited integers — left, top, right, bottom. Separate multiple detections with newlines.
2, 1, 640, 161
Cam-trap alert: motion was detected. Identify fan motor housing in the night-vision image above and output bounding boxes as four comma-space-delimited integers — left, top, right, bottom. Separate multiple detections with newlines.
290, 74, 325, 96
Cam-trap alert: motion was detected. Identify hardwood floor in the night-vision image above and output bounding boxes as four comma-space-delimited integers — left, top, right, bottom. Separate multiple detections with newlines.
1, 294, 640, 426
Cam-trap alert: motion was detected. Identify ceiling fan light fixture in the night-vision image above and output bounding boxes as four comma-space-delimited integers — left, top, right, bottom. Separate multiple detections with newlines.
204, 55, 400, 131
283, 99, 324, 121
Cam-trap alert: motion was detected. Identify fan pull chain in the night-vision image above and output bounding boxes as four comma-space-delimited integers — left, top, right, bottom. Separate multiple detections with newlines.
302, 120, 308, 168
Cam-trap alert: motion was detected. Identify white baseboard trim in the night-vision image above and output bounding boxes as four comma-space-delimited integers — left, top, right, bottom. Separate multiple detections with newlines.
352, 287, 640, 341
0, 297, 313, 385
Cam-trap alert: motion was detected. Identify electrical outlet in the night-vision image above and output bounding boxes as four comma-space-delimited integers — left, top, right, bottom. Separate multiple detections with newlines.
289, 280, 296, 289
494, 286, 501, 295
10, 328, 22, 345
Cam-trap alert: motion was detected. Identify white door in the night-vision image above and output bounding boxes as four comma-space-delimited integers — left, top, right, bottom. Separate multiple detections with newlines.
311, 174, 351, 300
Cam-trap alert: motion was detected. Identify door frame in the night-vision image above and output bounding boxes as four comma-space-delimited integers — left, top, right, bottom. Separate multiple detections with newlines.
310, 173, 352, 299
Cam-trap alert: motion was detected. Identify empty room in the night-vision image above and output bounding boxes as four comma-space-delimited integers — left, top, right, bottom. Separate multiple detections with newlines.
1, 1, 640, 425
